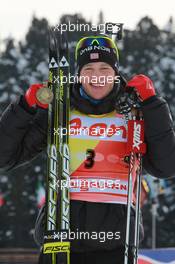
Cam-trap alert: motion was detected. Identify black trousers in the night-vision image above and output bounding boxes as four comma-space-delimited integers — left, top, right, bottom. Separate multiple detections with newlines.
71, 249, 133, 264
38, 247, 134, 264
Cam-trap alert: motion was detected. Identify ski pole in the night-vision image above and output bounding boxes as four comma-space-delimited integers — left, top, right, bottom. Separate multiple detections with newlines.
133, 111, 144, 264
124, 110, 137, 264
124, 108, 146, 264
115, 86, 146, 264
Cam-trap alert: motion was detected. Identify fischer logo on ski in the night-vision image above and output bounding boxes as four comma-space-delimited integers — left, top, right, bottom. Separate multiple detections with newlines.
49, 57, 59, 69
44, 242, 70, 254
62, 143, 70, 230
59, 56, 69, 67
48, 144, 57, 230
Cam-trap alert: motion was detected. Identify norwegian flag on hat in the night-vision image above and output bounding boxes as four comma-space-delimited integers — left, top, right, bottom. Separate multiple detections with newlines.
90, 53, 99, 60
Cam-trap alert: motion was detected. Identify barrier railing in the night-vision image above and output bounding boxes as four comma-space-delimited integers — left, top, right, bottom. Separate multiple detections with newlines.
0, 248, 39, 264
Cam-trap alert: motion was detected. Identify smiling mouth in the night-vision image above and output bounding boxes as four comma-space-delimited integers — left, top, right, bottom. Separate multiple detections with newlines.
90, 83, 105, 87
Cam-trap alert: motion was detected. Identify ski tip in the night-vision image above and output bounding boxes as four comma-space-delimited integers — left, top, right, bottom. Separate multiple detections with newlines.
48, 28, 58, 55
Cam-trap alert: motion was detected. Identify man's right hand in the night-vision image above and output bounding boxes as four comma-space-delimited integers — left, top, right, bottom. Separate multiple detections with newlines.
25, 83, 49, 109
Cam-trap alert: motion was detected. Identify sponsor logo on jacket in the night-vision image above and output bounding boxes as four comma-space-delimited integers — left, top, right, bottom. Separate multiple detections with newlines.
70, 115, 127, 141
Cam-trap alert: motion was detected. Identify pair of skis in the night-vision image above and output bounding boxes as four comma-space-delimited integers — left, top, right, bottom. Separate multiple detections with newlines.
39, 29, 70, 264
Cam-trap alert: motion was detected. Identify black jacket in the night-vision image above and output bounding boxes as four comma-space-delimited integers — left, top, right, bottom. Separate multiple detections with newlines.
0, 87, 175, 251
1, 92, 175, 178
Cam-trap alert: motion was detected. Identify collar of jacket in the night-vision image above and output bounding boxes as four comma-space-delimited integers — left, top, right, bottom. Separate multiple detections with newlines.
71, 82, 121, 115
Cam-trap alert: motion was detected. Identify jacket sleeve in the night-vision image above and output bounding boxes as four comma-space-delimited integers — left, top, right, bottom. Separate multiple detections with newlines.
0, 96, 48, 171
142, 96, 175, 178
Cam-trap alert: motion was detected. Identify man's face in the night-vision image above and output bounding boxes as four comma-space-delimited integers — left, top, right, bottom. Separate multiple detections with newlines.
79, 62, 115, 100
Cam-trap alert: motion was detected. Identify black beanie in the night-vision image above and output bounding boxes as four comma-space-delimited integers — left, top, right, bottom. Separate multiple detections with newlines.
76, 37, 119, 74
